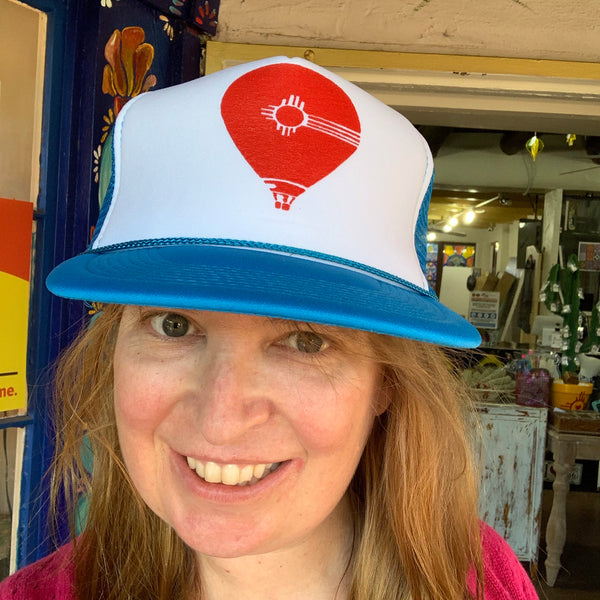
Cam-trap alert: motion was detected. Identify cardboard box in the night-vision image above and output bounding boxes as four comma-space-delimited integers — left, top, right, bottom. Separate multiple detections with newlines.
480, 273, 499, 291
496, 272, 517, 305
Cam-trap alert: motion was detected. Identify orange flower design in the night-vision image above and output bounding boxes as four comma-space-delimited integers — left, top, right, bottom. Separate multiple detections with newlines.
102, 27, 157, 117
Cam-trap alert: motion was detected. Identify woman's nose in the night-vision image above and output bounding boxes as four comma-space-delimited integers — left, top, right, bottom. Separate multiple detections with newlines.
189, 350, 273, 446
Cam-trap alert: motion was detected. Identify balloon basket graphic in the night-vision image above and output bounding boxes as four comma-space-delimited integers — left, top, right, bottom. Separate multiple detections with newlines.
265, 178, 307, 211
551, 380, 593, 410
273, 195, 294, 211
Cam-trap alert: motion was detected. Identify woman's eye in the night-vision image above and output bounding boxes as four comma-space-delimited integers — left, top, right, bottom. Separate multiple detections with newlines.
284, 331, 328, 354
149, 313, 193, 338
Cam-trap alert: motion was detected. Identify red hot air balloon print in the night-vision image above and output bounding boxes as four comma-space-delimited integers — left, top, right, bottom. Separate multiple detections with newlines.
221, 63, 361, 211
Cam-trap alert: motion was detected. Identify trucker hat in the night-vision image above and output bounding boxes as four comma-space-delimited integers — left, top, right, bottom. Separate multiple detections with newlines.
46, 55, 481, 348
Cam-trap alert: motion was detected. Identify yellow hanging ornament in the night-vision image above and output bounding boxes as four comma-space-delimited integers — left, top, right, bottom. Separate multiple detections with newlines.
566, 133, 577, 146
525, 133, 544, 161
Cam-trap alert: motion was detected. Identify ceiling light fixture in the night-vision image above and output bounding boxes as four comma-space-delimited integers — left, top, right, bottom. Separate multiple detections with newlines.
429, 195, 500, 234
463, 210, 476, 224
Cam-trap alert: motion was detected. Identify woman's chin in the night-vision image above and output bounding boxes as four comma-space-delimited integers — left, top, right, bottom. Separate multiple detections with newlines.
176, 526, 276, 560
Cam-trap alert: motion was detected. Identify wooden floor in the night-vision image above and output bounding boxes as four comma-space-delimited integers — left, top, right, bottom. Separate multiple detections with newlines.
534, 489, 600, 599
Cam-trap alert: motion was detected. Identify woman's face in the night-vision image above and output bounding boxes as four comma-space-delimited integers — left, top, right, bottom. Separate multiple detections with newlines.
113, 307, 384, 559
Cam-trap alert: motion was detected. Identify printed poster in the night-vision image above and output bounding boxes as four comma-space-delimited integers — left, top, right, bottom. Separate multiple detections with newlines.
0, 198, 33, 411
468, 291, 500, 330
578, 241, 600, 272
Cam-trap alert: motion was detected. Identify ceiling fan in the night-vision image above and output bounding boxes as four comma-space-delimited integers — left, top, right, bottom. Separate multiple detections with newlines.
560, 156, 600, 176
559, 135, 600, 176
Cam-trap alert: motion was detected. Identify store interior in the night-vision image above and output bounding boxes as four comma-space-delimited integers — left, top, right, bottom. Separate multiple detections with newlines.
422, 125, 600, 599
425, 127, 600, 347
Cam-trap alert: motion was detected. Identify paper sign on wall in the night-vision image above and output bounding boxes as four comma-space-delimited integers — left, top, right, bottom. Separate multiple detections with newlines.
0, 198, 33, 411
468, 291, 500, 330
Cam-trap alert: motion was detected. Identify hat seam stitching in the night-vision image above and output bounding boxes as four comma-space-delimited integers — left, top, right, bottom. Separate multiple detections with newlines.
83, 238, 436, 299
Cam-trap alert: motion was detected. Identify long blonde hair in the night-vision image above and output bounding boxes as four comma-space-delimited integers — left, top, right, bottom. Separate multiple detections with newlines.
50, 304, 483, 600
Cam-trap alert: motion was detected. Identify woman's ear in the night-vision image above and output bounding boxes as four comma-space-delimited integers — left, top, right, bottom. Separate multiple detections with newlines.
373, 372, 392, 416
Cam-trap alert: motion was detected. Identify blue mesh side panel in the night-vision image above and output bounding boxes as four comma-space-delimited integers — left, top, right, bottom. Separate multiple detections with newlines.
414, 171, 434, 276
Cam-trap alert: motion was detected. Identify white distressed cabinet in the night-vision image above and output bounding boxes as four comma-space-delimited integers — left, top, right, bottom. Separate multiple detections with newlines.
475, 402, 548, 570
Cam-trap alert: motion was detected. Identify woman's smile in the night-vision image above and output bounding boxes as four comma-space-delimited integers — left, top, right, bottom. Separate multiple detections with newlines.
185, 456, 283, 486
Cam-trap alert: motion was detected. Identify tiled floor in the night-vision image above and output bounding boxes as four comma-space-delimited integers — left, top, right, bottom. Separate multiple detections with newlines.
534, 489, 600, 599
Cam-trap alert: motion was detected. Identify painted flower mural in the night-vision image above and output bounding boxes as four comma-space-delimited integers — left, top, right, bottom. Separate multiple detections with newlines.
97, 27, 157, 209
102, 26, 157, 119
195, 1, 218, 29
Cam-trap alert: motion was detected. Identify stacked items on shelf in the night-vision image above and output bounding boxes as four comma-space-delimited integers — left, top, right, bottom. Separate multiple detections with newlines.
461, 356, 516, 403
461, 352, 555, 407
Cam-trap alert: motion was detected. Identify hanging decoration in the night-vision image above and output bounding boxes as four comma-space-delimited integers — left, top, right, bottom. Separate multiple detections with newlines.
525, 133, 544, 161
566, 133, 577, 147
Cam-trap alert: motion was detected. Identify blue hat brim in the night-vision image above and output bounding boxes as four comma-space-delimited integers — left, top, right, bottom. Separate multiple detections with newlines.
47, 245, 481, 348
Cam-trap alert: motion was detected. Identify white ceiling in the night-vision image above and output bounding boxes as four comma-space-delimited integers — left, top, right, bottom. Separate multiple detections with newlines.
432, 131, 600, 194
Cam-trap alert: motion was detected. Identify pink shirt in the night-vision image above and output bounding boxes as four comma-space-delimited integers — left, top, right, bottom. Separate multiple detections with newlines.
0, 523, 538, 599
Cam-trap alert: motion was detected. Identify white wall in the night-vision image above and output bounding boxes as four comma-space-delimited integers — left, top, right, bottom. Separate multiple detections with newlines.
438, 266, 473, 319
0, 0, 41, 203
215, 0, 600, 63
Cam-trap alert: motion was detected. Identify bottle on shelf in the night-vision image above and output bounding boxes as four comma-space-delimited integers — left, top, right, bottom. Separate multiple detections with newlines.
515, 351, 552, 408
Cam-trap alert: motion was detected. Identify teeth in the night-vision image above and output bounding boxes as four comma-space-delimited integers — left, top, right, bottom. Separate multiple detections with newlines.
222, 464, 241, 485
240, 464, 254, 483
205, 461, 221, 483
187, 458, 280, 486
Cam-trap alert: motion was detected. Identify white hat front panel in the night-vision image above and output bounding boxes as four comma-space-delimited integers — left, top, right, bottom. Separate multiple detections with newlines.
92, 56, 431, 292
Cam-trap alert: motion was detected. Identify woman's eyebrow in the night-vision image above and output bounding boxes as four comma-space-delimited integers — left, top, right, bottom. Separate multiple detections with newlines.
266, 317, 330, 331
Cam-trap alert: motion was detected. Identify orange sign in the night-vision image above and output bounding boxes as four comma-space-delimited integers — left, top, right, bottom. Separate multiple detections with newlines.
0, 198, 33, 411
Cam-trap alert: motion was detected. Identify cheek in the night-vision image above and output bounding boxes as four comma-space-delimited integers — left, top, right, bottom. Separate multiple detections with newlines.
289, 376, 377, 456
112, 349, 179, 447
112, 350, 187, 501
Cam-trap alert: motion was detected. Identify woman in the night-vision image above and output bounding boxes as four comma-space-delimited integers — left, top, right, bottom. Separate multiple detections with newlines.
1, 56, 538, 600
